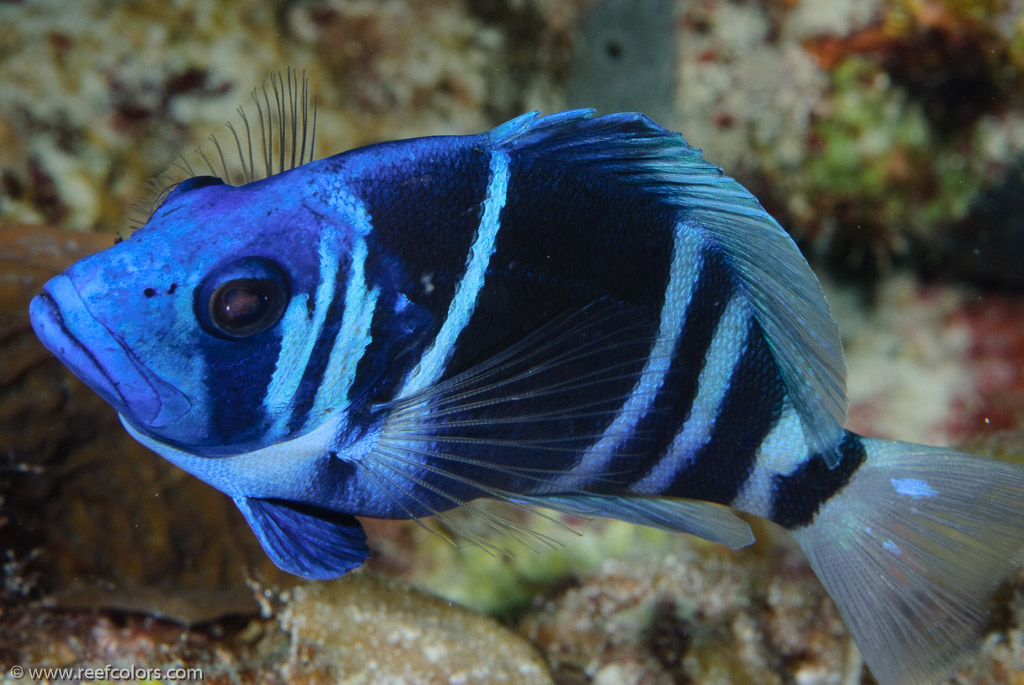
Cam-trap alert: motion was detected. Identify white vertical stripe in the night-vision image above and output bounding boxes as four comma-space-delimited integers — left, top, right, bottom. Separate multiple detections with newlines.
730, 403, 806, 518
310, 236, 379, 423
397, 150, 511, 399
265, 229, 340, 427
556, 226, 703, 487
265, 189, 374, 434
630, 295, 750, 493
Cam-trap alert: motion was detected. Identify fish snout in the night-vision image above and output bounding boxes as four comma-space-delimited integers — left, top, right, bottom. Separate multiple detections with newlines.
29, 274, 191, 429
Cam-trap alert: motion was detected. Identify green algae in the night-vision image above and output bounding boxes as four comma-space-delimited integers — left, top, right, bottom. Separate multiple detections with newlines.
407, 513, 678, 616
804, 56, 986, 257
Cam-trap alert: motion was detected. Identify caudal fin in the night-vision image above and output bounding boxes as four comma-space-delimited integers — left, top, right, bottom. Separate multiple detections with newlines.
791, 437, 1024, 685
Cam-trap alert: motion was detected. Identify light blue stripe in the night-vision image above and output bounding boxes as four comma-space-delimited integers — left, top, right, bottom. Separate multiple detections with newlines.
265, 189, 374, 435
556, 226, 703, 488
631, 294, 750, 493
123, 411, 343, 500
265, 231, 339, 432
309, 236, 379, 424
730, 402, 805, 518
397, 149, 511, 399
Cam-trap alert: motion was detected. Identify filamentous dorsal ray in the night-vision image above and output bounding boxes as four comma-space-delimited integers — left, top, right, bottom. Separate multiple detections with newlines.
128, 68, 317, 232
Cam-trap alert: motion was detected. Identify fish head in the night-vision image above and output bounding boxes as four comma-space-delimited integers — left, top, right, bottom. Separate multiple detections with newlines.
29, 167, 367, 457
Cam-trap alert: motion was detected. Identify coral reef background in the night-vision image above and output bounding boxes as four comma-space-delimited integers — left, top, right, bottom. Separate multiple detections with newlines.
2, 1, 1024, 683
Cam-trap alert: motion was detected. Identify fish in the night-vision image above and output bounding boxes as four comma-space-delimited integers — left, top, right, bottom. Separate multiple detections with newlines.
28, 76, 1024, 685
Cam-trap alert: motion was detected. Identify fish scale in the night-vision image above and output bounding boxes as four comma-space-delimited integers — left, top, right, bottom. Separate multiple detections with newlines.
28, 100, 1024, 685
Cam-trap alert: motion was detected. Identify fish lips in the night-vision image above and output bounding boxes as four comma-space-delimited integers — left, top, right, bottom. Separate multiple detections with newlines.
29, 274, 191, 429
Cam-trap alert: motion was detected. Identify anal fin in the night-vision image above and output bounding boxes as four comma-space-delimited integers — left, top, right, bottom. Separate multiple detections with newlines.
234, 497, 369, 579
533, 494, 754, 549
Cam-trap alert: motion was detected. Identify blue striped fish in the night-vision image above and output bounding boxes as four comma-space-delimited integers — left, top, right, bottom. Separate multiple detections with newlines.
29, 103, 1024, 685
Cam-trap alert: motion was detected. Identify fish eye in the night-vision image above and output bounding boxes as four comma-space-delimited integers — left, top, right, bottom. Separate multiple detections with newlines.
196, 257, 289, 339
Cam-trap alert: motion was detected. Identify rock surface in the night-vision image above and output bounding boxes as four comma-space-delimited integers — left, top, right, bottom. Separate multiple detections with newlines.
279, 574, 553, 684
0, 571, 553, 685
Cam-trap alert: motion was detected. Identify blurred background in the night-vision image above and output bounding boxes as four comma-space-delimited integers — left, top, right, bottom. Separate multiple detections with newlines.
2, 1, 1024, 683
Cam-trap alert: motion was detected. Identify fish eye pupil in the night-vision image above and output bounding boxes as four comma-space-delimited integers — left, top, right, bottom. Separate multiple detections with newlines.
197, 258, 290, 340
214, 283, 270, 328
208, 278, 284, 338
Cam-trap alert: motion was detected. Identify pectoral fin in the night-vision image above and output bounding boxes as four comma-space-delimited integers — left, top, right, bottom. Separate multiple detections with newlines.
234, 496, 369, 579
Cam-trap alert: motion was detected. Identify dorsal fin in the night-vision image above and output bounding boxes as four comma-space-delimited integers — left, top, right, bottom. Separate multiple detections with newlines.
128, 68, 318, 232
490, 110, 847, 464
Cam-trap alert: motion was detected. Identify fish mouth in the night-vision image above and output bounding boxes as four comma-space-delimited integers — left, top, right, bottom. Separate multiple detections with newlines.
29, 274, 191, 429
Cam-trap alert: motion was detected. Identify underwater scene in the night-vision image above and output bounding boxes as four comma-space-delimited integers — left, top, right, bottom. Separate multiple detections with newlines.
3, 1, 1024, 683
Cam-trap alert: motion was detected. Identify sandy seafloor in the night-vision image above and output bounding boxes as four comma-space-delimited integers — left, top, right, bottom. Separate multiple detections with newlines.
2, 1, 1024, 683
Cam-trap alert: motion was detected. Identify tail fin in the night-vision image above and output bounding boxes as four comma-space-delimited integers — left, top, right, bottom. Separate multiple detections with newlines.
791, 437, 1024, 685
